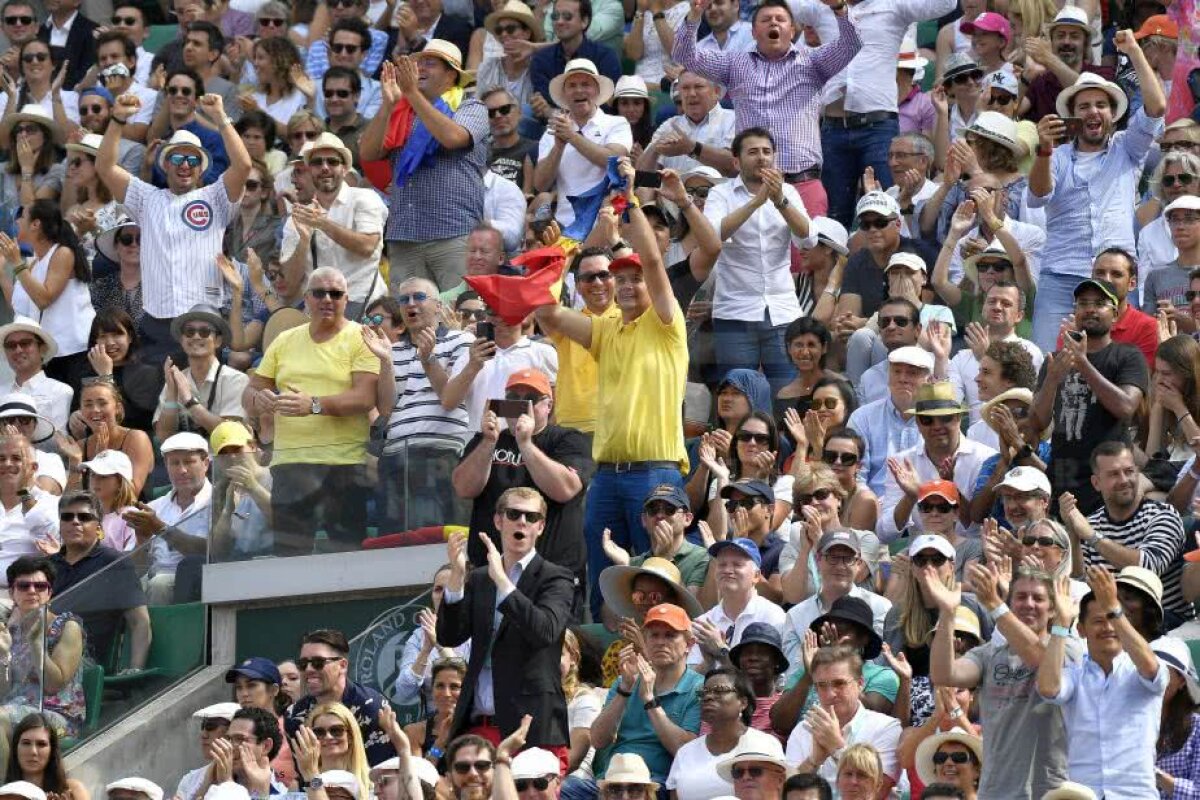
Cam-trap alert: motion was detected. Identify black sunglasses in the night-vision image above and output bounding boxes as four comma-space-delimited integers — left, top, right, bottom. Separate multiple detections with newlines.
976, 260, 1011, 273
917, 414, 956, 426
494, 23, 525, 35
913, 552, 950, 568
80, 103, 106, 115
488, 103, 515, 118
1187, 291, 1200, 302
296, 656, 343, 670
731, 766, 769, 780
324, 88, 352, 98
724, 497, 763, 512
310, 288, 346, 299
21, 51, 48, 63
989, 92, 1015, 105
60, 511, 98, 523
933, 751, 975, 765
4, 14, 33, 24
503, 508, 544, 523
167, 85, 195, 96
795, 487, 834, 505
879, 315, 912, 328
1022, 535, 1061, 548
244, 179, 262, 191
258, 16, 285, 25
822, 450, 858, 466
452, 761, 493, 775
330, 42, 361, 53
514, 778, 552, 792
578, 270, 612, 283
735, 431, 771, 445
117, 232, 140, 246
918, 501, 956, 514
858, 217, 892, 230
1163, 174, 1196, 188
112, 14, 140, 24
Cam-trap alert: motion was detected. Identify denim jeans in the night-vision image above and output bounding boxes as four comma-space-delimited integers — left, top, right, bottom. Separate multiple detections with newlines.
712, 311, 798, 395
584, 466, 684, 620
1031, 271, 1085, 353
820, 116, 900, 228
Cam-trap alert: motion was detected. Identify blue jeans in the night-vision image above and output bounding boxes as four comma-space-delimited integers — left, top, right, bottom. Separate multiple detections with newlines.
820, 116, 900, 228
1031, 271, 1085, 353
713, 312, 797, 395
584, 466, 684, 620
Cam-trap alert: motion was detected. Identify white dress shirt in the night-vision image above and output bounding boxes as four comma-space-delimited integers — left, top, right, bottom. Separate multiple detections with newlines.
785, 702, 902, 784
483, 171, 527, 255
950, 335, 1044, 425
686, 592, 786, 664
0, 486, 58, 586
822, 0, 958, 113
281, 182, 387, 306
876, 435, 999, 542
648, 105, 737, 173
147, 480, 213, 578
538, 109, 633, 228
5, 371, 72, 432
442, 549, 537, 716
1136, 214, 1176, 301
463, 337, 558, 431
47, 11, 77, 46
705, 177, 815, 325
1043, 651, 1168, 799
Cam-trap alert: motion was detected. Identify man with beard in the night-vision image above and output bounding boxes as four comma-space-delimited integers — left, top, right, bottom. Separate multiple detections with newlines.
1060, 441, 1191, 624
1091, 248, 1158, 369
444, 735, 497, 800
96, 90, 249, 362
930, 565, 1079, 800
279, 132, 386, 319
1026, 30, 1164, 351
1030, 279, 1148, 514
1022, 7, 1113, 122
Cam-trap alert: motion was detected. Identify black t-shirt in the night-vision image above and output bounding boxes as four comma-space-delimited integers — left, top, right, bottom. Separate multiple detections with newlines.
667, 258, 702, 314
50, 545, 147, 664
463, 425, 595, 576
1038, 341, 1149, 512
840, 237, 939, 318
488, 137, 538, 185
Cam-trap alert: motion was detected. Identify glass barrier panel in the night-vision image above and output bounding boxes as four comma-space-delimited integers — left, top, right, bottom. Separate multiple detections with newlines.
209, 438, 469, 564
346, 588, 440, 728
34, 533, 209, 749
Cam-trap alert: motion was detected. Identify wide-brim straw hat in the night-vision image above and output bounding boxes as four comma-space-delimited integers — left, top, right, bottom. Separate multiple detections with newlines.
484, 1, 543, 41
1056, 71, 1128, 121
420, 39, 475, 87
0, 104, 64, 145
599, 557, 705, 619
915, 731, 984, 785
549, 58, 615, 109
966, 110, 1023, 155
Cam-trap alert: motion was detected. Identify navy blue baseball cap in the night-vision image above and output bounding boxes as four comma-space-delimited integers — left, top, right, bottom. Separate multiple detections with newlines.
643, 483, 691, 512
225, 656, 282, 685
708, 537, 763, 568
719, 479, 775, 505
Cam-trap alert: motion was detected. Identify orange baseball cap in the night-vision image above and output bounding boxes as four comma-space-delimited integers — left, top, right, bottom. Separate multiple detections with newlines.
505, 368, 552, 396
917, 480, 959, 504
1134, 14, 1177, 39
643, 603, 690, 632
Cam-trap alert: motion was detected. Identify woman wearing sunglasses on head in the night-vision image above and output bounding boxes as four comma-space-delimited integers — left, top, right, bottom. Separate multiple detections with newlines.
294, 702, 371, 800
782, 376, 857, 466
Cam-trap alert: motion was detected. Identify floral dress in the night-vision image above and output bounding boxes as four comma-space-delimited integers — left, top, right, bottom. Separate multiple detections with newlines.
2, 612, 86, 736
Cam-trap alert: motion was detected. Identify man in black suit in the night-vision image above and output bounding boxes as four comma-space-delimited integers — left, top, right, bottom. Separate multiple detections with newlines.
37, 0, 96, 88
385, 0, 472, 62
436, 485, 575, 767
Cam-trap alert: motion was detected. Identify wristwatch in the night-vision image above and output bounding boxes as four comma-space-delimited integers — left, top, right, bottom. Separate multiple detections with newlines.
644, 697, 661, 711
1106, 606, 1125, 620
311, 396, 323, 415
774, 197, 790, 210
184, 397, 201, 409
691, 140, 703, 157
307, 777, 324, 790
652, 10, 665, 18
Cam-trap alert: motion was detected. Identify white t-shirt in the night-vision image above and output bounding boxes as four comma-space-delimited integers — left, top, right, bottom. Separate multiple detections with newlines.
537, 110, 632, 228
666, 734, 741, 800
785, 703, 901, 785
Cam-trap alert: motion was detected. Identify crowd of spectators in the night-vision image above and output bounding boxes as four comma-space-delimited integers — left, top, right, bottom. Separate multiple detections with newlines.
0, 0, 1191, 794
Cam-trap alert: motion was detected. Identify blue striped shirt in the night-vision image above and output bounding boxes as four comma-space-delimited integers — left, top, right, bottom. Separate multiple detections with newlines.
846, 395, 921, 496
304, 29, 390, 83
385, 326, 474, 452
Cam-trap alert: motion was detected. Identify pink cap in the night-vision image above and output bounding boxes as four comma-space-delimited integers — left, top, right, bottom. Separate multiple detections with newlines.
962, 12, 1012, 43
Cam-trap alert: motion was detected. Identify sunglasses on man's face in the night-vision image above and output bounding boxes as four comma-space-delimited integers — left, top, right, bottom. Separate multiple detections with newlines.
933, 751, 974, 766
258, 16, 285, 25
730, 766, 770, 780
60, 511, 98, 523
975, 260, 1010, 273
948, 71, 982, 85
324, 88, 353, 98
917, 414, 956, 426
918, 500, 955, 514
514, 778, 552, 792
4, 15, 33, 24
452, 760, 493, 775
724, 497, 763, 512
168, 153, 202, 167
330, 42, 361, 54
858, 217, 893, 231
112, 14, 140, 25
578, 270, 612, 283
296, 655, 343, 670
487, 103, 515, 118
80, 103, 106, 115
502, 508, 545, 523
458, 307, 487, 320
182, 326, 214, 338
879, 315, 912, 329
310, 288, 346, 300
167, 85, 195, 97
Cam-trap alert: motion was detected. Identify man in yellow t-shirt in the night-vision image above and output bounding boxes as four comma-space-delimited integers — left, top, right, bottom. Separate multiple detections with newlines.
535, 157, 689, 618
550, 246, 622, 434
245, 268, 380, 556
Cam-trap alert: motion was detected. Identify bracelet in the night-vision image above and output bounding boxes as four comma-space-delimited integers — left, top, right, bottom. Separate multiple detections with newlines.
1036, 145, 1053, 158
616, 685, 633, 698
948, 707, 964, 719
162, 401, 182, 410
823, 286, 840, 298
427, 746, 444, 759
1050, 625, 1072, 638
19, 174, 31, 182
12, 262, 29, 278
988, 602, 1010, 622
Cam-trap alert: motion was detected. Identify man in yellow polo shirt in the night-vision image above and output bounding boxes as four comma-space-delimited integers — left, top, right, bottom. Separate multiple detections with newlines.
536, 157, 688, 619
551, 246, 622, 434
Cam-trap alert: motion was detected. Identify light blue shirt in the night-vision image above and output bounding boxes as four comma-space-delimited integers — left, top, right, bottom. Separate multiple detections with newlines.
696, 20, 755, 53
442, 549, 536, 716
1025, 107, 1163, 279
315, 74, 383, 120
846, 396, 921, 496
1043, 651, 1168, 799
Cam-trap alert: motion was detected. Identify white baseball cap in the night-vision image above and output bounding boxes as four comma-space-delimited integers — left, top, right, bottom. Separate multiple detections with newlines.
161, 431, 211, 455
856, 190, 901, 219
0, 783, 46, 800
107, 779, 164, 800
996, 465, 1051, 495
512, 747, 562, 780
812, 216, 849, 255
1165, 196, 1200, 215
193, 702, 241, 721
82, 449, 134, 482
909, 534, 956, 559
202, 785, 249, 800
318, 772, 360, 796
888, 345, 934, 372
886, 251, 926, 273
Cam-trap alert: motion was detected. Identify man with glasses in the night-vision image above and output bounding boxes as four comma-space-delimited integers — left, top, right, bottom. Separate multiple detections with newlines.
883, 133, 936, 237
369, 276, 473, 532
304, 0, 388, 83
637, 71, 735, 175
785, 645, 901, 792
529, 0, 622, 120
312, 19, 382, 120
285, 628, 395, 765
246, 268, 378, 555
320, 68, 367, 169
854, 297, 921, 406
846, 345, 929, 495
0, 1, 39, 81
715, 734, 790, 800
0, 319, 71, 432
483, 88, 535, 189
437, 486, 575, 756
153, 304, 248, 439
146, 68, 229, 187
453, 369, 592, 611
279, 132, 385, 320
1142, 196, 1200, 331
458, 302, 557, 433
108, 4, 153, 83
878, 381, 997, 543
496, 747, 561, 800
76, 88, 145, 174
443, 735, 496, 800
210, 708, 287, 797
99, 87, 249, 363
603, 484, 710, 593
1031, 278, 1149, 514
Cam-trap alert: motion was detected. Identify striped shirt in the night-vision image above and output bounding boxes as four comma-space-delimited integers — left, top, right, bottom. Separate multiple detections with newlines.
124, 177, 238, 319
1083, 499, 1192, 620
304, 29, 390, 84
672, 14, 862, 172
384, 327, 474, 454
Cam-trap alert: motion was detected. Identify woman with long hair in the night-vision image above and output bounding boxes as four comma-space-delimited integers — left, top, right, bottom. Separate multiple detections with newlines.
295, 702, 371, 800
245, 37, 310, 136
0, 42, 69, 219
783, 375, 857, 466
224, 158, 280, 265
666, 668, 760, 800
59, 380, 154, 496
1155, 638, 1200, 796
228, 659, 297, 789
70, 310, 162, 436
401, 658, 464, 760
4, 713, 89, 800
818, 427, 877, 532
61, 135, 116, 265
701, 411, 794, 539
90, 219, 144, 328
235, 110, 288, 175
562, 628, 606, 776
1146, 334, 1200, 463
78, 449, 138, 551
883, 538, 991, 726
0, 199, 95, 385
611, 77, 655, 157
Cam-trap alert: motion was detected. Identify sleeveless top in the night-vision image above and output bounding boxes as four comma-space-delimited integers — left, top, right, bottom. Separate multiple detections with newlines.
5, 612, 86, 736
12, 244, 96, 357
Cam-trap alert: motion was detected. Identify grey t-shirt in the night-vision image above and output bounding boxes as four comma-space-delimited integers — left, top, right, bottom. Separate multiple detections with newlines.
963, 637, 1084, 800
1141, 262, 1193, 316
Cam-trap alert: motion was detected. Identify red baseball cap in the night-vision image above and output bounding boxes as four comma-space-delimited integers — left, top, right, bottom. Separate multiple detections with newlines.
505, 368, 552, 396
643, 604, 690, 632
610, 253, 642, 272
917, 480, 960, 504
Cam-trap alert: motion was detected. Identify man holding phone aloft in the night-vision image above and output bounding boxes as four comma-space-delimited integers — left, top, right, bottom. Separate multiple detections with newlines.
452, 369, 594, 616
1026, 29, 1165, 352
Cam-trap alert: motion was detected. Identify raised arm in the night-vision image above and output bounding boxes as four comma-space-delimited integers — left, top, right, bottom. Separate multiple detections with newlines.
97, 94, 142, 203
618, 159, 676, 324
195, 94, 251, 201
